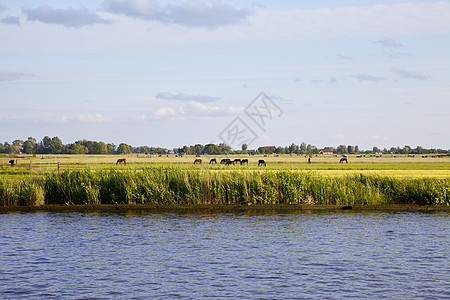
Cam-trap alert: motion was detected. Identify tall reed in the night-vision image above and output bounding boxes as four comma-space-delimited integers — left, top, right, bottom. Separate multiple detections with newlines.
0, 177, 44, 206
1, 168, 449, 206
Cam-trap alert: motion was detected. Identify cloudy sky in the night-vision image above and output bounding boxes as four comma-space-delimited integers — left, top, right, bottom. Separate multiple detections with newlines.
1, 0, 449, 150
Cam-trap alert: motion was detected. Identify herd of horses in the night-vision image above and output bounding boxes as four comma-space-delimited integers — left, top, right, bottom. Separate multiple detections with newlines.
115, 157, 349, 167
194, 158, 266, 166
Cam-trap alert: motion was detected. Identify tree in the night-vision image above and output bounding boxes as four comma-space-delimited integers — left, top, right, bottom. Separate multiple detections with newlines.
288, 143, 299, 154
191, 144, 204, 155
219, 143, 231, 155
107, 143, 115, 154
414, 146, 426, 154
204, 144, 220, 155
347, 145, 355, 154
310, 145, 319, 154
241, 143, 248, 153
118, 143, 132, 154
355, 145, 360, 154
23, 137, 37, 154
401, 145, 412, 154
275, 146, 285, 154
66, 142, 88, 154
50, 136, 64, 154
12, 140, 24, 147
3, 142, 15, 154
337, 145, 348, 155
39, 136, 52, 153
300, 142, 307, 154
181, 145, 191, 155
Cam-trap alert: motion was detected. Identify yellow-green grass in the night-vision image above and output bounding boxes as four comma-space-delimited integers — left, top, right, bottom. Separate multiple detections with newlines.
1, 154, 450, 178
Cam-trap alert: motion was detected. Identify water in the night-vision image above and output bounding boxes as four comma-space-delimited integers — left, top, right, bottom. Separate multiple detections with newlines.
0, 210, 449, 299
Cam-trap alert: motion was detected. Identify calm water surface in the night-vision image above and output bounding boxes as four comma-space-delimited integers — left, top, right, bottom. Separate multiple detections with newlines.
0, 210, 449, 299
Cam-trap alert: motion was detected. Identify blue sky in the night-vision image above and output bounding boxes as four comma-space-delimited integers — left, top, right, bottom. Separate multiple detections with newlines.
1, 0, 449, 150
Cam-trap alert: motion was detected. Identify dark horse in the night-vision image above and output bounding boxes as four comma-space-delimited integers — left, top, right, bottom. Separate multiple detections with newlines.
240, 159, 248, 165
220, 158, 231, 164
116, 158, 126, 166
258, 159, 266, 167
194, 159, 202, 164
209, 158, 217, 164
340, 157, 348, 163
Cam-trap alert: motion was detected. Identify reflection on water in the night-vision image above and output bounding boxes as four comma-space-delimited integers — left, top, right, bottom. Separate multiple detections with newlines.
0, 210, 449, 299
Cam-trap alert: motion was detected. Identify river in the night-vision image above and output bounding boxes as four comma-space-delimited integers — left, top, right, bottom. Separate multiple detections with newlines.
1, 210, 449, 299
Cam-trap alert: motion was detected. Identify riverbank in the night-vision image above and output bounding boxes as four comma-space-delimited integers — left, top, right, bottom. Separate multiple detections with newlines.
1, 203, 450, 214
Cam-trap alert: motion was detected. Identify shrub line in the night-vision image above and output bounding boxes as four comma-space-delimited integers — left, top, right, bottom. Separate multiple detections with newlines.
1, 168, 449, 207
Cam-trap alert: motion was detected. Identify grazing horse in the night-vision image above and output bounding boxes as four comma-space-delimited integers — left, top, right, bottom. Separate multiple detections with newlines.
9, 159, 15, 166
194, 159, 202, 164
220, 158, 230, 164
116, 158, 126, 166
209, 158, 217, 164
240, 159, 248, 165
233, 159, 241, 165
339, 157, 348, 163
258, 159, 266, 167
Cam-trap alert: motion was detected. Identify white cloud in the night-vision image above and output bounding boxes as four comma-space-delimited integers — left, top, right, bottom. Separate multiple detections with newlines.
56, 114, 70, 123
78, 114, 112, 123
102, 0, 252, 29
153, 107, 184, 119
23, 6, 112, 28
0, 4, 7, 12
156, 92, 221, 102
149, 101, 242, 120
186, 101, 242, 117
391, 68, 431, 80
371, 134, 388, 141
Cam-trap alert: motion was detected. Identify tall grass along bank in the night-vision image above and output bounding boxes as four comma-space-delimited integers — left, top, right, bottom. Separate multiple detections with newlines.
1, 168, 449, 206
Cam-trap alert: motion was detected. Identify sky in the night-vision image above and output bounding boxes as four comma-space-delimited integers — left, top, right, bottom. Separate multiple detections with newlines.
1, 0, 449, 150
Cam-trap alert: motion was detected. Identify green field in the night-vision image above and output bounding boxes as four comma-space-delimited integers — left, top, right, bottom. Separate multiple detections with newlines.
2, 153, 450, 177
1, 154, 449, 207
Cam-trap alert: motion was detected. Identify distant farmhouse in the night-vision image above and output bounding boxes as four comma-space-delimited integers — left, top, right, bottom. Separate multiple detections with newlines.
319, 149, 333, 155
264, 146, 276, 152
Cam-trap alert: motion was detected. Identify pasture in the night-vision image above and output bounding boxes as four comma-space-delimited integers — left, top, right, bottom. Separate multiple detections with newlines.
1, 153, 450, 178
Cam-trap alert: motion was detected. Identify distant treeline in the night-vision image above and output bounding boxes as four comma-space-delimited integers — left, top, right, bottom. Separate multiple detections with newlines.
1, 136, 449, 155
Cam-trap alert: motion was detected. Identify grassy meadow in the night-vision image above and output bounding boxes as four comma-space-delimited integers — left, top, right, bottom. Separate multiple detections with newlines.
1, 153, 449, 207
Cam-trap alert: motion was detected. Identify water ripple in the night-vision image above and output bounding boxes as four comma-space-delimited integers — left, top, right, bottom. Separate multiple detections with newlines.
0, 210, 448, 299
